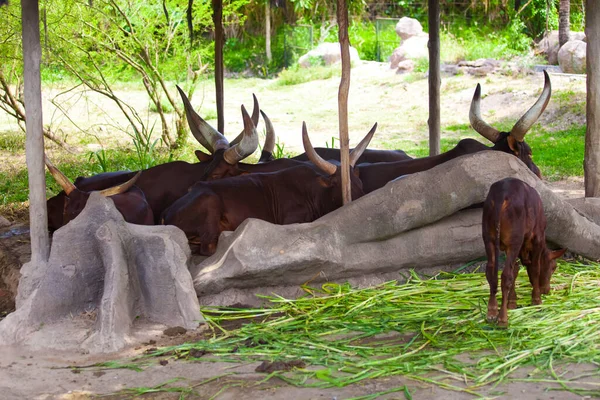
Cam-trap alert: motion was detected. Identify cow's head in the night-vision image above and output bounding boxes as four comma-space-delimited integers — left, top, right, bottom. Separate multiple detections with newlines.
539, 247, 567, 294
469, 70, 551, 179
302, 122, 378, 202
177, 86, 259, 180
45, 156, 141, 225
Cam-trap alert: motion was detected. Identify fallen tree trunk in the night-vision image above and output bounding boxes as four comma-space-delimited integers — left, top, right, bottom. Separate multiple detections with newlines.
192, 152, 600, 305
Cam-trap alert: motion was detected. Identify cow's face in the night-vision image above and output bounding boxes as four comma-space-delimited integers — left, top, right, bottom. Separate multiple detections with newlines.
62, 190, 92, 224
470, 71, 549, 180
493, 133, 541, 178
539, 248, 567, 294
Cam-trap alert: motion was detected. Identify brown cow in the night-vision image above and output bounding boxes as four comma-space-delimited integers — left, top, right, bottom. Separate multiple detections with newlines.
45, 156, 153, 226
356, 71, 552, 194
482, 177, 566, 327
161, 116, 374, 255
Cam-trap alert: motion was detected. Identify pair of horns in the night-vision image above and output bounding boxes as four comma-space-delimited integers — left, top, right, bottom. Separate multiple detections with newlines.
44, 155, 141, 197
302, 122, 378, 176
469, 70, 551, 143
176, 85, 259, 165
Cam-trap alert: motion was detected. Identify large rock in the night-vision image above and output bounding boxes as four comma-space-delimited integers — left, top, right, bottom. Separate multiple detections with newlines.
536, 30, 586, 65
0, 194, 203, 353
191, 152, 600, 306
390, 34, 429, 69
558, 40, 587, 74
298, 42, 360, 68
395, 17, 423, 41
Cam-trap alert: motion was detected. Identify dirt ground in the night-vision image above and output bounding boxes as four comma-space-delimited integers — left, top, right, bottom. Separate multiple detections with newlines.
0, 61, 592, 399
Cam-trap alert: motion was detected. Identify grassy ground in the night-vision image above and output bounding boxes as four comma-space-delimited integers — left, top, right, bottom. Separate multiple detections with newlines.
92, 259, 600, 399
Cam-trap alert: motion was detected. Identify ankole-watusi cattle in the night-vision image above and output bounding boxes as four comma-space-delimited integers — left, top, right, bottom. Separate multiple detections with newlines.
46, 92, 263, 229
355, 71, 551, 194
161, 120, 373, 255
482, 177, 566, 327
252, 108, 411, 164
45, 156, 153, 226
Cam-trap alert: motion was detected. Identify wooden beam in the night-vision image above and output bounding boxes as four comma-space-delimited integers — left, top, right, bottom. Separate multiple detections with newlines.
21, 0, 49, 262
585, 0, 600, 197
337, 0, 351, 204
212, 0, 224, 134
428, 0, 441, 156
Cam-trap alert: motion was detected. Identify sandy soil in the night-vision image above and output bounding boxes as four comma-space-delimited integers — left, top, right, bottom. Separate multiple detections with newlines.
0, 61, 592, 399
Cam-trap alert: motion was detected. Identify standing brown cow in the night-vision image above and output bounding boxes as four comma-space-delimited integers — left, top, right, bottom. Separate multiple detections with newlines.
482, 178, 566, 327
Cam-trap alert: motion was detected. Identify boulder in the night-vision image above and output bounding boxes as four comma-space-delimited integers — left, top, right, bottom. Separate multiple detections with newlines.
558, 40, 587, 74
191, 152, 600, 307
389, 34, 429, 68
298, 42, 360, 68
0, 193, 203, 353
536, 30, 586, 65
395, 59, 415, 74
395, 17, 423, 41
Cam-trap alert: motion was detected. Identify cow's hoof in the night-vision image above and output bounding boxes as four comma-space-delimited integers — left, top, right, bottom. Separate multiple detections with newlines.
508, 301, 518, 310
497, 319, 508, 328
486, 313, 498, 323
532, 298, 542, 306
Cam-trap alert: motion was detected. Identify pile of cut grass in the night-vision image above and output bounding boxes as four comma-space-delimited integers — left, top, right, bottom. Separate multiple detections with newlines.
150, 261, 600, 397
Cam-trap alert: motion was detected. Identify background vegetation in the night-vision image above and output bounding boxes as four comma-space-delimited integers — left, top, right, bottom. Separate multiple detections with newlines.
0, 0, 589, 212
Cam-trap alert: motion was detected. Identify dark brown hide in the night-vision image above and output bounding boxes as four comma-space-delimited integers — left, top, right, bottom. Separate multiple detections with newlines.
482, 178, 566, 327
161, 165, 364, 255
290, 148, 412, 164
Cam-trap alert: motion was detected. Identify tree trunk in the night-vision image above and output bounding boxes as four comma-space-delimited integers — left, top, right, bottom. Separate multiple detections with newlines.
265, 0, 272, 63
212, 0, 224, 134
187, 0, 194, 47
585, 0, 600, 197
21, 0, 49, 263
336, 0, 351, 204
558, 0, 570, 48
428, 0, 441, 156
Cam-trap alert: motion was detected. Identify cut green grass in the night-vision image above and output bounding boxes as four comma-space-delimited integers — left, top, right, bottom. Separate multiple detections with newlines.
100, 261, 600, 398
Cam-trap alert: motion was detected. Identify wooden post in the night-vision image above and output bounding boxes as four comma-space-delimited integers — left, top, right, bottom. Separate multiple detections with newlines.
585, 0, 600, 197
212, 0, 224, 134
428, 0, 441, 156
337, 0, 351, 204
265, 0, 272, 63
21, 0, 50, 263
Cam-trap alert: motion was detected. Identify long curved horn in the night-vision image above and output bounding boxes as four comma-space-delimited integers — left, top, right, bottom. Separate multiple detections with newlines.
469, 83, 501, 143
230, 94, 260, 146
302, 122, 337, 176
176, 85, 229, 153
223, 105, 259, 165
510, 70, 552, 142
44, 155, 76, 195
349, 123, 377, 167
98, 171, 142, 197
260, 110, 276, 155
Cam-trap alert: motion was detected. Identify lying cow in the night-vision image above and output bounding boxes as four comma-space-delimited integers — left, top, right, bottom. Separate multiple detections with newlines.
356, 71, 552, 194
45, 156, 153, 226
482, 177, 566, 327
161, 114, 375, 255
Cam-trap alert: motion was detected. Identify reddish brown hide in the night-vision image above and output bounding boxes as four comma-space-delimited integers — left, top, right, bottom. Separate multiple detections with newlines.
482, 178, 566, 327
161, 121, 373, 256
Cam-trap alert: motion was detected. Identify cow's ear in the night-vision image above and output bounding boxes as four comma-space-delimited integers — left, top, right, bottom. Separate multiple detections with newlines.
550, 248, 567, 260
195, 150, 212, 162
317, 176, 334, 188
507, 135, 519, 154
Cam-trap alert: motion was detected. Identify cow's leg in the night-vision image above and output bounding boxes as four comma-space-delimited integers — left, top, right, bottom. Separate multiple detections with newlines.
508, 261, 520, 310
485, 240, 499, 322
498, 247, 519, 327
529, 246, 544, 305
